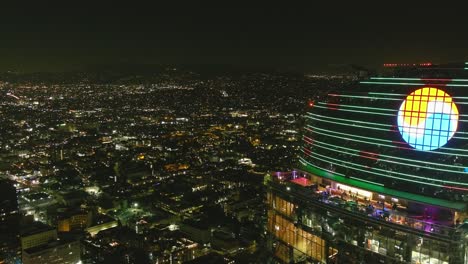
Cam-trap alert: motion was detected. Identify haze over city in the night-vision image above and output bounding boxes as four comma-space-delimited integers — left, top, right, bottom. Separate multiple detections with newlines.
1, 4, 467, 72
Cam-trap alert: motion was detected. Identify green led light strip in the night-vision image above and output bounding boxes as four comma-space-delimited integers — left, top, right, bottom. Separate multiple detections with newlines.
310, 138, 467, 170
336, 91, 468, 101
368, 92, 468, 101
368, 92, 406, 96
299, 158, 347, 177
308, 125, 394, 144
298, 159, 467, 211
304, 150, 467, 188
298, 158, 384, 186
361, 81, 468, 87
313, 105, 395, 116
306, 112, 392, 128
301, 151, 444, 188
302, 150, 450, 188
328, 93, 468, 105
306, 124, 468, 157
307, 115, 391, 133
308, 124, 468, 155
302, 151, 444, 188
314, 140, 462, 175
313, 101, 468, 121
328, 94, 468, 106
370, 77, 468, 82
361, 81, 425, 86
316, 101, 397, 112
307, 111, 468, 133
310, 140, 468, 179
329, 94, 402, 101
302, 146, 466, 186
306, 113, 468, 140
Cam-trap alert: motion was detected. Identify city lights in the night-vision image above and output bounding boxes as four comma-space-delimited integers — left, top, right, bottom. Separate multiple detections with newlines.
1, 3, 467, 263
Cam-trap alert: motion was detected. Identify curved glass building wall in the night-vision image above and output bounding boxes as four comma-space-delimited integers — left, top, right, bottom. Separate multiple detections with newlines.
301, 76, 468, 203
267, 64, 468, 264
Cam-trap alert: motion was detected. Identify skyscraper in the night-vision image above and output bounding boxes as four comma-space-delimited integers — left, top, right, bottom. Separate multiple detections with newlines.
266, 63, 468, 263
21, 238, 81, 264
20, 222, 81, 264
0, 179, 20, 262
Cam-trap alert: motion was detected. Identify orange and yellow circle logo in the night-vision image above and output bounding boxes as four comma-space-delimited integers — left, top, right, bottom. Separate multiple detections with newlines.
397, 87, 459, 151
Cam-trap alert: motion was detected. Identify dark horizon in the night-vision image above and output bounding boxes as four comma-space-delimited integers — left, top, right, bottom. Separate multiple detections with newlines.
1, 3, 468, 72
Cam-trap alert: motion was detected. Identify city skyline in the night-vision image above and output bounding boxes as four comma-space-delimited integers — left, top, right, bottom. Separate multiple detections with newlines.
1, 4, 467, 264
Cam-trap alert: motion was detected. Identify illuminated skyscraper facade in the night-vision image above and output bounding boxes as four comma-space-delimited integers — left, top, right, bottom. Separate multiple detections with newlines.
266, 63, 468, 263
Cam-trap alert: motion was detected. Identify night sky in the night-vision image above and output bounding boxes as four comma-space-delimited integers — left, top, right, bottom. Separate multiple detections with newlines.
1, 3, 467, 72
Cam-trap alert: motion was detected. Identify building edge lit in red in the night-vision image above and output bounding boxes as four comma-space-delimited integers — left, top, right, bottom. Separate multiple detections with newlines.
265, 63, 468, 264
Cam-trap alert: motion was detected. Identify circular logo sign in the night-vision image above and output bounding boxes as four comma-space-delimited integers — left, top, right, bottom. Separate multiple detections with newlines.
397, 87, 459, 151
